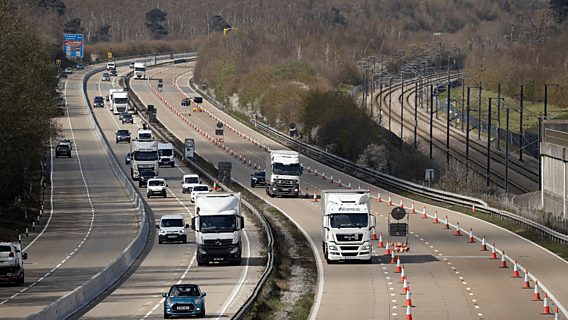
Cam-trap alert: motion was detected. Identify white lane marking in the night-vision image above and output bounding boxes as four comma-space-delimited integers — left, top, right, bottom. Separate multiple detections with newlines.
1, 78, 97, 305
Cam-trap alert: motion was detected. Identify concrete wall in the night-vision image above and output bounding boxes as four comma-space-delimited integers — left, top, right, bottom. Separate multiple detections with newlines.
540, 122, 568, 220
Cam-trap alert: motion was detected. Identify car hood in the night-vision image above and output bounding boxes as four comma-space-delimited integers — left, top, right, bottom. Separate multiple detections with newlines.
167, 296, 202, 305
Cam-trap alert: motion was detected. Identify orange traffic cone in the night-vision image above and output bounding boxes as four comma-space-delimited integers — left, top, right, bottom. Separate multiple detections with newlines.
411, 202, 415, 214
490, 243, 497, 259
455, 222, 462, 236
554, 307, 560, 320
481, 236, 487, 251
421, 207, 427, 219
390, 251, 396, 264
444, 216, 450, 229
400, 265, 407, 282
385, 242, 391, 255
377, 192, 382, 202
405, 288, 413, 306
542, 293, 551, 315
372, 227, 377, 240
395, 256, 402, 273
313, 194, 318, 202
388, 194, 392, 206
399, 199, 404, 208
499, 251, 508, 268
512, 259, 520, 277
468, 228, 475, 243
433, 211, 439, 223
405, 305, 413, 320
378, 232, 384, 248
402, 278, 409, 294
522, 270, 531, 289
533, 281, 541, 300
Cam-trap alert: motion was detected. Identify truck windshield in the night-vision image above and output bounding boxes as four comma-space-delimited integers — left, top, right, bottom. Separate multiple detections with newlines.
329, 214, 368, 228
200, 215, 236, 233
159, 149, 173, 156
185, 177, 198, 184
114, 98, 128, 104
138, 133, 152, 140
134, 151, 158, 161
135, 67, 146, 72
161, 219, 184, 227
272, 163, 301, 175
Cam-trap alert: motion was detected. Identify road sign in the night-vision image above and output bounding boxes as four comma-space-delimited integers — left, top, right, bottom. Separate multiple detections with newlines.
425, 169, 435, 181
63, 34, 83, 59
107, 51, 113, 59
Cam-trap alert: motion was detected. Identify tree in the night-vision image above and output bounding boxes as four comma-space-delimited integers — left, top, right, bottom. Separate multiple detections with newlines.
92, 23, 111, 42
63, 17, 83, 34
550, 0, 568, 24
209, 15, 231, 33
145, 8, 169, 39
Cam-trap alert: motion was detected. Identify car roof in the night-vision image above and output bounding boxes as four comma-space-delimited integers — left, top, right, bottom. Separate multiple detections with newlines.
192, 184, 209, 189
171, 284, 199, 289
117, 129, 129, 133
148, 178, 165, 182
183, 174, 199, 178
161, 214, 184, 220
94, 96, 104, 99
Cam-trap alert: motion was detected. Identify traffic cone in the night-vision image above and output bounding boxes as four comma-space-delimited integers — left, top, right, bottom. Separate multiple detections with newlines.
444, 216, 450, 229
337, 178, 342, 187
402, 278, 409, 294
400, 265, 407, 282
313, 194, 318, 202
377, 193, 382, 202
542, 293, 551, 315
455, 222, 462, 236
554, 307, 560, 320
330, 175, 334, 183
433, 211, 439, 223
321, 172, 326, 179
421, 207, 427, 219
512, 260, 520, 277
490, 243, 497, 259
522, 270, 531, 289
411, 202, 415, 214
499, 251, 508, 268
372, 227, 377, 240
472, 204, 476, 212
378, 232, 384, 248
395, 256, 402, 273
399, 199, 404, 208
481, 236, 487, 251
533, 281, 541, 300
388, 194, 392, 206
405, 288, 413, 307
468, 228, 475, 243
385, 242, 391, 255
390, 251, 396, 264
213, 181, 217, 191
405, 305, 413, 320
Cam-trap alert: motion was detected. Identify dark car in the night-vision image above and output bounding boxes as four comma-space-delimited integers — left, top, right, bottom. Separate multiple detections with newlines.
116, 129, 131, 143
93, 96, 105, 108
181, 98, 191, 107
122, 113, 134, 124
75, 63, 84, 70
250, 171, 266, 187
110, 69, 118, 76
125, 153, 132, 165
138, 169, 157, 188
162, 284, 206, 319
118, 111, 128, 121
55, 142, 71, 158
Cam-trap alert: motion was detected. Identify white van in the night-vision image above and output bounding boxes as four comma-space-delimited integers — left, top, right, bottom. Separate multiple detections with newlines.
182, 174, 201, 194
157, 215, 189, 244
106, 61, 116, 70
0, 242, 27, 285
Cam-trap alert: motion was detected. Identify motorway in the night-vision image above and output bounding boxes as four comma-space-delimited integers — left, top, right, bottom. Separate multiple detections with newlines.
128, 62, 568, 319
0, 68, 139, 318
78, 65, 265, 319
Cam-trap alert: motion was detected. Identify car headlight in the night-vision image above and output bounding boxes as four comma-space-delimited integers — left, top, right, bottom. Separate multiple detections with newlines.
178, 230, 185, 234
329, 245, 337, 251
198, 248, 207, 254
159, 230, 166, 235
230, 246, 239, 254
194, 298, 203, 305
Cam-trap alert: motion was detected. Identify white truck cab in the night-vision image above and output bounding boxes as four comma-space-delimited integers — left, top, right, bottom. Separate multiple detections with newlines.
265, 150, 302, 198
147, 178, 168, 198
157, 214, 189, 244
106, 61, 116, 70
321, 190, 375, 264
190, 185, 210, 203
182, 174, 201, 194
137, 128, 153, 141
0, 242, 27, 285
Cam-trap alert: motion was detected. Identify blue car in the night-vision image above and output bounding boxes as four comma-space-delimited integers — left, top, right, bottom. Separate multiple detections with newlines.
163, 284, 206, 318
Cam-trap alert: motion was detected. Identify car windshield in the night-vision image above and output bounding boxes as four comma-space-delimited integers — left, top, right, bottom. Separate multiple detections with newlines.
123, 114, 132, 119
169, 286, 200, 297
0, 245, 12, 252
94, 97, 103, 101
162, 219, 184, 227
193, 186, 209, 192
103, 73, 109, 76
254, 172, 265, 178
272, 163, 301, 175
148, 180, 164, 186
114, 98, 128, 104
200, 215, 237, 233
57, 145, 70, 150
118, 130, 129, 135
329, 213, 368, 228
134, 151, 158, 161
159, 149, 173, 156
184, 177, 198, 184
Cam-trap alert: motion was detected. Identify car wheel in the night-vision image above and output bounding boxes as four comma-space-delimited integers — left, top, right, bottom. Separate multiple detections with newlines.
251, 182, 255, 188
122, 121, 124, 124
17, 272, 24, 285
147, 194, 150, 199
162, 191, 167, 198
197, 308, 205, 318
182, 235, 187, 244
139, 183, 143, 188
197, 259, 205, 266
171, 163, 175, 168
163, 311, 170, 319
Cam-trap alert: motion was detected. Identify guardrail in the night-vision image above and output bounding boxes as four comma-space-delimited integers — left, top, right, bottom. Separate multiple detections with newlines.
252, 120, 568, 244
26, 53, 195, 320
125, 63, 274, 320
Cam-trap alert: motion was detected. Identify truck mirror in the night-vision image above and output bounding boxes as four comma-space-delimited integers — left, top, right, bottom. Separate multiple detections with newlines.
240, 216, 245, 229
370, 215, 376, 229
22, 252, 28, 260
191, 217, 196, 230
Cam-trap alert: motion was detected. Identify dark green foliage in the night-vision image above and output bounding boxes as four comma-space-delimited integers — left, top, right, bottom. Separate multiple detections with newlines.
550, 0, 568, 23
145, 8, 169, 39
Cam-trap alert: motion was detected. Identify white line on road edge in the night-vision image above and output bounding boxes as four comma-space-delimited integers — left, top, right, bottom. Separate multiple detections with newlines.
0, 77, 98, 306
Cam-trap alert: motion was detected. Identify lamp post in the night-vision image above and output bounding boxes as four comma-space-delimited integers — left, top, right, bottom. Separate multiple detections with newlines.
486, 97, 504, 186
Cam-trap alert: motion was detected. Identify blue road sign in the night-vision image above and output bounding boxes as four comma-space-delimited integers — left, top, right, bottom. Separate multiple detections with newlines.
63, 34, 83, 59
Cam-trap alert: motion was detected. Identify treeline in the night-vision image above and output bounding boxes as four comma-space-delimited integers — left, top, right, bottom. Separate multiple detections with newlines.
0, 1, 58, 213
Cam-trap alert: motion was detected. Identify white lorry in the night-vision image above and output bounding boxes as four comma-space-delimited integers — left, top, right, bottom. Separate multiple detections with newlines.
191, 193, 244, 266
265, 150, 302, 198
321, 190, 375, 264
111, 90, 129, 115
130, 140, 159, 179
134, 62, 146, 79
137, 127, 153, 141
0, 242, 27, 285
158, 142, 175, 167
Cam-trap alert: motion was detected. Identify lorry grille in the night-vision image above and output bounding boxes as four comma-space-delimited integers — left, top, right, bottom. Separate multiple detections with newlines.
336, 234, 363, 242
204, 239, 233, 246
340, 246, 360, 251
